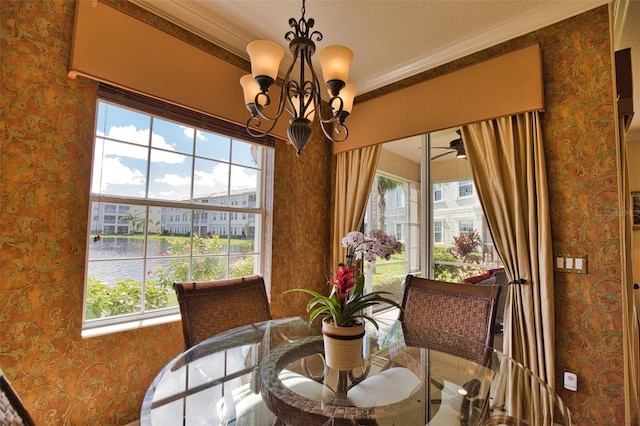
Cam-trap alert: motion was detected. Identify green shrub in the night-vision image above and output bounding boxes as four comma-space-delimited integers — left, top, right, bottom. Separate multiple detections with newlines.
86, 234, 254, 318
433, 245, 460, 282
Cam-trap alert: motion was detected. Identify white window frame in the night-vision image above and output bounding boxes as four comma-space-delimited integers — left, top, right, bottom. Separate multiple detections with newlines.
434, 220, 443, 243
433, 183, 443, 202
82, 86, 274, 337
458, 179, 474, 198
459, 219, 474, 234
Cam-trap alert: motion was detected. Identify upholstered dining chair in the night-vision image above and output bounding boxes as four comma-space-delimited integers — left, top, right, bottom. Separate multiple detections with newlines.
173, 274, 272, 350
398, 275, 501, 359
0, 370, 35, 426
398, 276, 501, 425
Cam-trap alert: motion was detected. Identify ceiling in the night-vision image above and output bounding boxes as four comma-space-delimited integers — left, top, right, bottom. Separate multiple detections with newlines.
130, 0, 639, 161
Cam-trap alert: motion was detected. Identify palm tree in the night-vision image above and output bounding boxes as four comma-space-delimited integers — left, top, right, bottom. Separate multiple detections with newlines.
376, 176, 402, 231
119, 211, 145, 233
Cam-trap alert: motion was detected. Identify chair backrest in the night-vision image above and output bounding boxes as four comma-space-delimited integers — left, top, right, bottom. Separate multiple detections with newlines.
468, 268, 509, 327
0, 372, 35, 426
173, 275, 271, 350
398, 275, 501, 361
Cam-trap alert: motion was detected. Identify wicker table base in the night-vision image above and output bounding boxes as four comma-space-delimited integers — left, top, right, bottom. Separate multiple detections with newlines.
260, 337, 424, 426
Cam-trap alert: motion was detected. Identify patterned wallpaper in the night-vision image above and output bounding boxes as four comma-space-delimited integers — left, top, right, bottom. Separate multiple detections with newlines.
0, 1, 183, 424
0, 0, 628, 424
0, 1, 331, 424
270, 126, 334, 320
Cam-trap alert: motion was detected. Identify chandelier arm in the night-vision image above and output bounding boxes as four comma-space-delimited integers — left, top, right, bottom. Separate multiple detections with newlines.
254, 91, 287, 123
290, 80, 316, 120
245, 114, 280, 138
320, 119, 349, 143
294, 46, 309, 117
304, 84, 318, 120
318, 96, 345, 125
284, 79, 300, 118
307, 49, 323, 100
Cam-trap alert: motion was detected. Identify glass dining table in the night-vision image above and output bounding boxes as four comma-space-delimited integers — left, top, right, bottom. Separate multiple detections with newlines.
140, 317, 571, 426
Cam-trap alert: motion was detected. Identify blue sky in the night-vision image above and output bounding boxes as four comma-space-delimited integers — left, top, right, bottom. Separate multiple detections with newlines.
92, 102, 260, 200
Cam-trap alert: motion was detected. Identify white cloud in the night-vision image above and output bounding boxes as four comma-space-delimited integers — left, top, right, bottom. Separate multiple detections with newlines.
92, 156, 145, 193
230, 168, 257, 190
192, 163, 257, 192
154, 173, 191, 187
182, 126, 206, 141
150, 134, 186, 165
194, 163, 229, 188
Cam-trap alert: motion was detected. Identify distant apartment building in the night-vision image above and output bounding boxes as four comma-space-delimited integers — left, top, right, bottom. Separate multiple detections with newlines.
373, 178, 497, 264
90, 203, 160, 235
432, 179, 497, 262
90, 188, 257, 238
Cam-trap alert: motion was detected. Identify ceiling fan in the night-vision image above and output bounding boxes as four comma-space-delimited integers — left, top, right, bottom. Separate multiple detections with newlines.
431, 129, 466, 160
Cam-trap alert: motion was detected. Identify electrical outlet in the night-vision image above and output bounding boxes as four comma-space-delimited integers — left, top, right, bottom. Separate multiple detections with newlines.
564, 371, 577, 391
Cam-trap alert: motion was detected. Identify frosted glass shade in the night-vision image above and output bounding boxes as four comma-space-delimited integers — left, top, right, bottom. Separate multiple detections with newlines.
291, 94, 316, 122
247, 40, 284, 80
240, 74, 262, 105
318, 45, 353, 83
336, 83, 357, 113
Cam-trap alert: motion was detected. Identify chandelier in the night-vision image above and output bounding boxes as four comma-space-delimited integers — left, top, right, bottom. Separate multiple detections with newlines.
240, 0, 356, 155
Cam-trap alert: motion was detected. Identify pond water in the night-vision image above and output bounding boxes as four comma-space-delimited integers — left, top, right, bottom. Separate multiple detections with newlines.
87, 236, 250, 285
88, 237, 170, 260
87, 237, 171, 285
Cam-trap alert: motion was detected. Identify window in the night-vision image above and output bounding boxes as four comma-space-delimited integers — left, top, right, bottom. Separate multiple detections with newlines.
364, 174, 416, 309
395, 223, 402, 241
433, 183, 443, 202
434, 220, 443, 243
459, 219, 474, 233
458, 180, 474, 198
84, 87, 273, 331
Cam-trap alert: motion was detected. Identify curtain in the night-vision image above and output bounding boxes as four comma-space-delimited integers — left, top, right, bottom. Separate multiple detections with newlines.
461, 112, 554, 384
332, 145, 381, 267
617, 119, 640, 425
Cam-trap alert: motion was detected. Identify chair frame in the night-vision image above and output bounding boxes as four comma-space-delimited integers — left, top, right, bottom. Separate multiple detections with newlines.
0, 374, 35, 426
173, 274, 271, 350
398, 275, 501, 353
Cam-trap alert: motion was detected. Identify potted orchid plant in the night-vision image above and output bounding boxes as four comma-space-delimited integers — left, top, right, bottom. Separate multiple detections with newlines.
284, 229, 404, 329
284, 229, 404, 370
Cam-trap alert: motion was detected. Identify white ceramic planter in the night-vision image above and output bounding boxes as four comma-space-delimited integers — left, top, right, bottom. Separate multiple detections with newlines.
321, 317, 365, 370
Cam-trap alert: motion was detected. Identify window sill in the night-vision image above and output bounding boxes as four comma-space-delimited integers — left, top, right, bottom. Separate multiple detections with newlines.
81, 312, 181, 339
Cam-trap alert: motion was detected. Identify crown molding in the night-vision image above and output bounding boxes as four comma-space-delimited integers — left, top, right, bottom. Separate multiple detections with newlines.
130, 0, 609, 96
357, 0, 609, 94
129, 0, 251, 59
